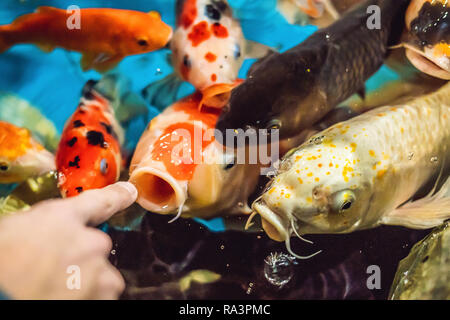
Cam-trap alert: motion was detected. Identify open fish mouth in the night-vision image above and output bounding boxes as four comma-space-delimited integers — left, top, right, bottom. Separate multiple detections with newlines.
404, 43, 450, 80
129, 166, 186, 215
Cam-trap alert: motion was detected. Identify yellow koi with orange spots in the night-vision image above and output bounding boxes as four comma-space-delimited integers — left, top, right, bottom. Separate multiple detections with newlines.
251, 82, 450, 259
0, 121, 55, 183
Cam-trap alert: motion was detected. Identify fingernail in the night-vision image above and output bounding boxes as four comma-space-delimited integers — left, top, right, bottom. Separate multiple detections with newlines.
116, 181, 138, 201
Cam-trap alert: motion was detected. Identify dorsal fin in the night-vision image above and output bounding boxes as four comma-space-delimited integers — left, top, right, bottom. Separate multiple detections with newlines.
35, 6, 63, 14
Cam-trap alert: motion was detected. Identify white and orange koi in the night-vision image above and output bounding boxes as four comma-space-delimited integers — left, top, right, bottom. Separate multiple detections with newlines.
129, 92, 261, 220
143, 0, 271, 111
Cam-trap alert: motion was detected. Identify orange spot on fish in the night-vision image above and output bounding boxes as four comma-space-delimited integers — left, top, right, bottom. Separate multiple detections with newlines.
211, 73, 217, 82
151, 122, 214, 181
369, 150, 376, 157
180, 0, 197, 28
211, 22, 228, 38
188, 21, 211, 47
172, 93, 220, 128
205, 52, 217, 62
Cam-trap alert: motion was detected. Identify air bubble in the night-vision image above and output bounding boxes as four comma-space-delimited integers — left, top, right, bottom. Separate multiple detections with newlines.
430, 156, 438, 163
264, 252, 294, 287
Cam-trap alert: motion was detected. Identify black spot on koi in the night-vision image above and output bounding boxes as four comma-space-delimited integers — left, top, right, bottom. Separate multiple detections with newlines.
69, 155, 81, 168
212, 0, 228, 12
410, 2, 450, 47
100, 121, 118, 140
205, 4, 221, 21
86, 130, 107, 148
73, 120, 85, 128
67, 137, 78, 147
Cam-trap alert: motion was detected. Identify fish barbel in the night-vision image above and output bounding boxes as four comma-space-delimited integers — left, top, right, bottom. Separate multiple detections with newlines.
252, 82, 450, 258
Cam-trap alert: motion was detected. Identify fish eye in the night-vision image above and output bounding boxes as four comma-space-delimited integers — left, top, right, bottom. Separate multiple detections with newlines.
137, 39, 148, 47
0, 162, 9, 171
331, 190, 356, 214
265, 119, 281, 130
223, 153, 236, 170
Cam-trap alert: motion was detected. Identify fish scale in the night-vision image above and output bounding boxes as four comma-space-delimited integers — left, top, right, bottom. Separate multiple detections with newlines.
253, 82, 450, 244
217, 0, 410, 139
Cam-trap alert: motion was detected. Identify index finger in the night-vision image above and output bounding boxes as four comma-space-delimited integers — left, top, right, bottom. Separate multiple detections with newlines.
65, 182, 138, 226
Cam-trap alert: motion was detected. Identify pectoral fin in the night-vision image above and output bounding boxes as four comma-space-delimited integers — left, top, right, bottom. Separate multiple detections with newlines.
36, 42, 55, 53
142, 73, 182, 110
381, 177, 450, 229
81, 53, 123, 72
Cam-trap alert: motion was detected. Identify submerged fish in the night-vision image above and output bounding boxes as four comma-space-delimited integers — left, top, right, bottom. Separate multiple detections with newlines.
216, 0, 409, 140
0, 121, 55, 184
402, 0, 450, 80
143, 0, 271, 110
0, 92, 60, 152
251, 82, 450, 258
129, 93, 261, 219
56, 81, 124, 197
0, 6, 172, 72
280, 0, 340, 20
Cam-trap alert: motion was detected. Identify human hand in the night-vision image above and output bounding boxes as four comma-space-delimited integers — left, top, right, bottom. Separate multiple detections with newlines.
0, 181, 137, 300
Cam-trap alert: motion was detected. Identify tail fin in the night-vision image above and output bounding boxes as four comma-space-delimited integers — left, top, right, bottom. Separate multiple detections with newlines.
93, 74, 149, 124
0, 26, 12, 53
142, 73, 182, 111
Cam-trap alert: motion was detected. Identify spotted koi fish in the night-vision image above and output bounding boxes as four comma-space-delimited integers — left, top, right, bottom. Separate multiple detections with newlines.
56, 81, 124, 197
0, 6, 172, 72
0, 121, 55, 184
143, 0, 271, 111
129, 92, 261, 220
251, 82, 450, 259
401, 0, 450, 80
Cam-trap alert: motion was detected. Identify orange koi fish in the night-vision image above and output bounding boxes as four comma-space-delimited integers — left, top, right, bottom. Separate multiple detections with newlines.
56, 81, 124, 197
129, 92, 261, 220
0, 121, 55, 183
0, 6, 172, 72
143, 0, 271, 111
